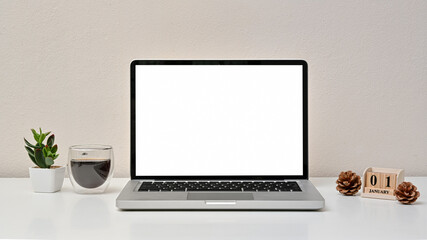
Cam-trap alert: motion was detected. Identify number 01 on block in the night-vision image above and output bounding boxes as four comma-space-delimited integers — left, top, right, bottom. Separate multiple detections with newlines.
361, 167, 404, 200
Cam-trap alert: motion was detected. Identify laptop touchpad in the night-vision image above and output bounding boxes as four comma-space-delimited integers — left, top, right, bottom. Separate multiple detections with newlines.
187, 193, 253, 200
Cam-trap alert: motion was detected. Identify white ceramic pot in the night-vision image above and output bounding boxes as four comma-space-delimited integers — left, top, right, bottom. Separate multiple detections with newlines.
29, 166, 66, 193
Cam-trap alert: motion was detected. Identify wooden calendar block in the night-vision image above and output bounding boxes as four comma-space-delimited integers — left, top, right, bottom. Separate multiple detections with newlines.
381, 173, 397, 190
364, 172, 373, 190
364, 172, 381, 189
361, 167, 404, 200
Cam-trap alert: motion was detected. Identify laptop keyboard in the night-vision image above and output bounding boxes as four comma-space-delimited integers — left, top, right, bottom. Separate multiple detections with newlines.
138, 181, 302, 192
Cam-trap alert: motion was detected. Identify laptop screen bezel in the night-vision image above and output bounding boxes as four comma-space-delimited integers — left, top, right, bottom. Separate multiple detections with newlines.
130, 60, 308, 180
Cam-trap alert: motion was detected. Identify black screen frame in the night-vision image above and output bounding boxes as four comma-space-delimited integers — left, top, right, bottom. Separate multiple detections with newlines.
131, 60, 308, 180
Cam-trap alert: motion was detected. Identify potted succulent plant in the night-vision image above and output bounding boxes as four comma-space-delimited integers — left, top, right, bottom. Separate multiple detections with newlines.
24, 128, 65, 192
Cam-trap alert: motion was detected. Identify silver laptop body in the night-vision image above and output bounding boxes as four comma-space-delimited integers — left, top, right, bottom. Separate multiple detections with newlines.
116, 60, 324, 210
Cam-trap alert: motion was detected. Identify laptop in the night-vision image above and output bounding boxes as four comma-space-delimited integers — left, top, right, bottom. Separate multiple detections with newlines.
116, 60, 325, 210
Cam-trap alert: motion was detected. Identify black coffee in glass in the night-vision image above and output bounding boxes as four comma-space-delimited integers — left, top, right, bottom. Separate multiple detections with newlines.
70, 159, 111, 189
68, 145, 114, 193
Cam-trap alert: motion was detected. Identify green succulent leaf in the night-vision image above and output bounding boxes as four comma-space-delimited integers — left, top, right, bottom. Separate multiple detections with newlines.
28, 153, 37, 166
53, 154, 59, 160
51, 144, 58, 153
34, 148, 47, 168
47, 134, 55, 148
42, 147, 48, 157
39, 133, 47, 144
25, 146, 34, 156
31, 129, 40, 143
25, 147, 37, 166
24, 138, 38, 148
45, 157, 54, 167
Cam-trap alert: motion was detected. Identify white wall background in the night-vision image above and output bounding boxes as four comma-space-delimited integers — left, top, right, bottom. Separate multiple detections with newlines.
1, 1, 426, 177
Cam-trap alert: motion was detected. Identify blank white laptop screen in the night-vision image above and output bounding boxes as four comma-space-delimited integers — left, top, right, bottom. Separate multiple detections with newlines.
135, 65, 303, 176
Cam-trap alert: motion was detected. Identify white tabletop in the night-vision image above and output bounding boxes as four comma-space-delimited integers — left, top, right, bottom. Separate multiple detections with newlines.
0, 177, 425, 239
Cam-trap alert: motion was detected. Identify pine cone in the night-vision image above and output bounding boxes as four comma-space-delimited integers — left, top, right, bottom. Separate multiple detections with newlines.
394, 182, 420, 204
336, 171, 361, 196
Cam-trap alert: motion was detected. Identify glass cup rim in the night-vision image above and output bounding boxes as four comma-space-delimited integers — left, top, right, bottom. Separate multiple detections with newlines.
69, 144, 112, 151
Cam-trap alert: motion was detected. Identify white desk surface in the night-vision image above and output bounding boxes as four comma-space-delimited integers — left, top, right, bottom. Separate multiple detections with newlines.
0, 177, 425, 239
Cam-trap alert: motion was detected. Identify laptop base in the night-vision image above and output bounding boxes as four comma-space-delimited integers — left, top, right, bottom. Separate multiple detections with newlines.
116, 180, 324, 210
